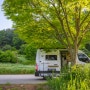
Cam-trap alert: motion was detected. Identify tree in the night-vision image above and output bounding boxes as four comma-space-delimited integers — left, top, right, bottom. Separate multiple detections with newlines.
25, 44, 37, 60
85, 43, 90, 51
12, 34, 25, 49
0, 29, 25, 50
0, 29, 14, 48
0, 30, 6, 47
2, 0, 90, 65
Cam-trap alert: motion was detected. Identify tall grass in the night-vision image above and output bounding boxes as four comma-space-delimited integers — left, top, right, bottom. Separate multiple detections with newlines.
0, 63, 35, 74
48, 64, 90, 90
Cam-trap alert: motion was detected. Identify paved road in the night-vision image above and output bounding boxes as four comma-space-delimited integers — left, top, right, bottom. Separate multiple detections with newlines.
0, 75, 47, 84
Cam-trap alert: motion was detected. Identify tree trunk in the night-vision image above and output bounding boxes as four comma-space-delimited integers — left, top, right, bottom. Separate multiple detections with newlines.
69, 38, 78, 65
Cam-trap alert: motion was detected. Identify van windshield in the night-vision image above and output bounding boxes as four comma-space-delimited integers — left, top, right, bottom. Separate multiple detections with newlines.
78, 53, 89, 63
46, 55, 57, 60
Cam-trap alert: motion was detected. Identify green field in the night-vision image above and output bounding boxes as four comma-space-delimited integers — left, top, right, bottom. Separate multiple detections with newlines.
0, 63, 35, 74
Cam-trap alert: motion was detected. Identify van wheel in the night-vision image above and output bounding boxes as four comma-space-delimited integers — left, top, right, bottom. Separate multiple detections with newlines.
43, 76, 46, 80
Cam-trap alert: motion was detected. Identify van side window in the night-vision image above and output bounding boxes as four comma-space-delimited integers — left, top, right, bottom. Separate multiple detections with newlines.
78, 53, 89, 63
46, 55, 57, 60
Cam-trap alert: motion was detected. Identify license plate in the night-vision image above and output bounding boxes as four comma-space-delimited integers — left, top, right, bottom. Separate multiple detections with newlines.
48, 69, 56, 71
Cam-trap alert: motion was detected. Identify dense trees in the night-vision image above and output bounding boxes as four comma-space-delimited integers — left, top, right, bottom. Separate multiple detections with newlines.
2, 0, 90, 64
0, 29, 36, 62
0, 29, 25, 63
0, 29, 25, 50
85, 43, 90, 51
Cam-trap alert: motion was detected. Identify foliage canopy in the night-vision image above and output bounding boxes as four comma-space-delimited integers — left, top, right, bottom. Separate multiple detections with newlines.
2, 0, 90, 64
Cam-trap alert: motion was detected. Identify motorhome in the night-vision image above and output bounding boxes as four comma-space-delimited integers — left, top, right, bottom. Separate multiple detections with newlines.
35, 49, 90, 77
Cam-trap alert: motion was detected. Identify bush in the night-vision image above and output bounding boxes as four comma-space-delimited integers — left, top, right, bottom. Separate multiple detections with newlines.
48, 64, 90, 90
20, 60, 35, 65
0, 50, 17, 63
17, 55, 35, 65
18, 44, 37, 60
1, 45, 16, 51
18, 44, 26, 54
0, 50, 3, 62
2, 45, 12, 51
25, 44, 37, 60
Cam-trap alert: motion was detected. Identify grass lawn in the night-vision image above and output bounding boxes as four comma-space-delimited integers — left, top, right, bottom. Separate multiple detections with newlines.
0, 63, 35, 74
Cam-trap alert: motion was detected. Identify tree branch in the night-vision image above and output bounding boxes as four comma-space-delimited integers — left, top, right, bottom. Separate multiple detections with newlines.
79, 5, 81, 26
64, 8, 74, 41
80, 11, 90, 28
57, 0, 74, 46
42, 14, 68, 47
78, 21, 90, 47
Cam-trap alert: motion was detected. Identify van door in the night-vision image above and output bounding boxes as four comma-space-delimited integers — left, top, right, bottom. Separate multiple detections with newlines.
39, 51, 60, 76
61, 51, 68, 68
46, 55, 59, 69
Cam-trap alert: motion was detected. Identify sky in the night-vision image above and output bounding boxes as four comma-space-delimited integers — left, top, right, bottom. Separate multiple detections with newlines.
0, 0, 13, 30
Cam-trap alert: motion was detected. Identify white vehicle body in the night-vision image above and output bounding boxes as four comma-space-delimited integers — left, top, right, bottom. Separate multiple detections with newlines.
35, 49, 90, 77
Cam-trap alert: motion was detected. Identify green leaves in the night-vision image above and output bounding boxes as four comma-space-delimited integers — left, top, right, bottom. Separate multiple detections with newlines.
2, 0, 90, 49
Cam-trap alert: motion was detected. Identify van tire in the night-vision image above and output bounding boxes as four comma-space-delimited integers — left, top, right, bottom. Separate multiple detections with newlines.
35, 71, 39, 76
43, 76, 46, 80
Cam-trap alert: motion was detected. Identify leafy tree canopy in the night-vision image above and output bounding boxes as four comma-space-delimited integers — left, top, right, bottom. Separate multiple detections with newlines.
2, 0, 90, 48
2, 0, 90, 64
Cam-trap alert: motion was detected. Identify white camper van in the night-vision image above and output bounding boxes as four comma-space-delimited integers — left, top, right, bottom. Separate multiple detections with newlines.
35, 49, 90, 77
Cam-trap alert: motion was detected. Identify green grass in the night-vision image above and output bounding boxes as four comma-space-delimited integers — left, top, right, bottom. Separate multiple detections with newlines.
0, 54, 36, 74
0, 63, 35, 74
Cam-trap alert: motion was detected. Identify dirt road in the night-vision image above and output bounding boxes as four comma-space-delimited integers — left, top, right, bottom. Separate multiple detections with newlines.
0, 74, 47, 84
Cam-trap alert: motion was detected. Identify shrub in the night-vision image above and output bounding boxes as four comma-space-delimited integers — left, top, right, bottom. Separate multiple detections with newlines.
17, 55, 35, 65
0, 51, 10, 62
0, 50, 3, 62
48, 64, 90, 90
25, 44, 37, 60
2, 45, 12, 51
18, 44, 37, 60
0, 50, 17, 63
18, 44, 26, 54
21, 60, 35, 65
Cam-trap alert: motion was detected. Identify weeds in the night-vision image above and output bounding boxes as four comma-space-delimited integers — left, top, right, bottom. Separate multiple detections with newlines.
48, 64, 90, 90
